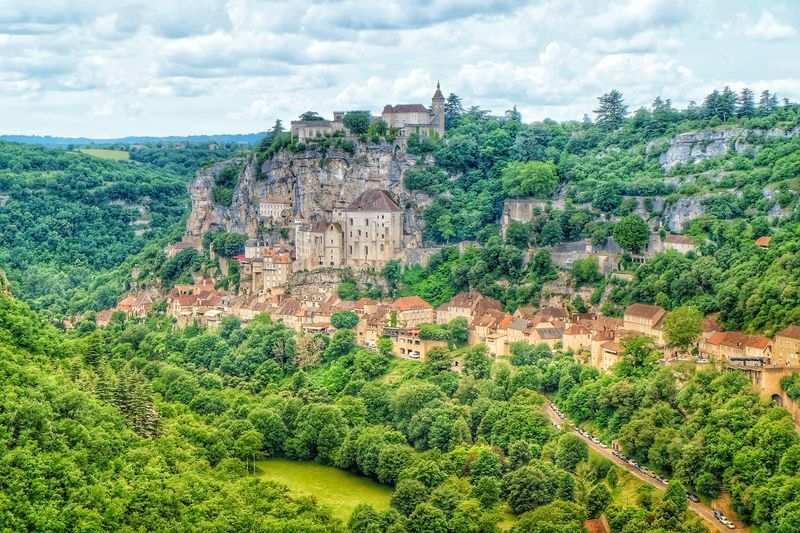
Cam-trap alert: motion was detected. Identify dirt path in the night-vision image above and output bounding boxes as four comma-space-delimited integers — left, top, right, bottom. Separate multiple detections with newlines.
544, 404, 748, 533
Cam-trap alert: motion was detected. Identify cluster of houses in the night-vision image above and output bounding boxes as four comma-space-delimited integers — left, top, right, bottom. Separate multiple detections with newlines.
96, 277, 800, 373
96, 276, 800, 375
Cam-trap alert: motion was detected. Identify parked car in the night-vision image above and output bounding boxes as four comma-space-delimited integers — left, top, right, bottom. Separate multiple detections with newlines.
599, 442, 608, 448
687, 493, 700, 503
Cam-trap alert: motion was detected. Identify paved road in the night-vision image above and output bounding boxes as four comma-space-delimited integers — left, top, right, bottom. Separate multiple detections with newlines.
544, 404, 748, 533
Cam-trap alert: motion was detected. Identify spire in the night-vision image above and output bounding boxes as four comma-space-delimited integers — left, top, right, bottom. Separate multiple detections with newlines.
432, 81, 444, 100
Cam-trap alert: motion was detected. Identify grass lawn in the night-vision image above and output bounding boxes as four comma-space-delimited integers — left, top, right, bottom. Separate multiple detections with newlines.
255, 458, 392, 522
79, 148, 131, 160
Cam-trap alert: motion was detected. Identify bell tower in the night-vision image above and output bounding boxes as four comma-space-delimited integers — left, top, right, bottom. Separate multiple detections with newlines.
431, 81, 445, 137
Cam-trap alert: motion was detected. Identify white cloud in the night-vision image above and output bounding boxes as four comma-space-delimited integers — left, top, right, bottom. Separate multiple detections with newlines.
0, 0, 797, 136
745, 10, 797, 41
90, 99, 115, 117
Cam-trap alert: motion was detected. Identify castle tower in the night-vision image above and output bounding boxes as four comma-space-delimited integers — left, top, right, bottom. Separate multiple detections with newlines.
431, 82, 445, 137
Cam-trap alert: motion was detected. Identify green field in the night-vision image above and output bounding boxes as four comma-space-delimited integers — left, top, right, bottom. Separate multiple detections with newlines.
255, 458, 393, 521
79, 148, 131, 160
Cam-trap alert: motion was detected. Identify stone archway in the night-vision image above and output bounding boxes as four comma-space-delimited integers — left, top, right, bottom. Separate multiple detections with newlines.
772, 394, 783, 407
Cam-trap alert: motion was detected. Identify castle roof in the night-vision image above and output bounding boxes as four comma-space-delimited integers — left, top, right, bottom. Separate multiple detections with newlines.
346, 189, 401, 212
383, 104, 429, 114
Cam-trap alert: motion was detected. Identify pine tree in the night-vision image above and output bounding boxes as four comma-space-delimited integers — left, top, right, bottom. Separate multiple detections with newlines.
702, 90, 721, 119
83, 332, 105, 368
737, 88, 755, 118
758, 90, 777, 115
718, 86, 736, 121
594, 90, 627, 130
444, 93, 464, 130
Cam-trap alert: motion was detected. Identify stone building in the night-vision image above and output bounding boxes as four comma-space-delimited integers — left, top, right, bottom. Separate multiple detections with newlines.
249, 252, 293, 295
390, 296, 434, 327
392, 327, 448, 360
663, 234, 697, 254
381, 82, 445, 138
335, 189, 403, 270
294, 220, 343, 270
699, 331, 772, 363
436, 290, 502, 325
623, 303, 667, 345
259, 195, 292, 221
290, 83, 445, 141
773, 326, 800, 366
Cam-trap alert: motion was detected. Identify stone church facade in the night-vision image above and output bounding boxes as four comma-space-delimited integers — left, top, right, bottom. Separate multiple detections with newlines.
294, 189, 403, 271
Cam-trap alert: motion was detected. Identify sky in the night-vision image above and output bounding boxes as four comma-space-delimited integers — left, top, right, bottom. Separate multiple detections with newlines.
0, 0, 798, 137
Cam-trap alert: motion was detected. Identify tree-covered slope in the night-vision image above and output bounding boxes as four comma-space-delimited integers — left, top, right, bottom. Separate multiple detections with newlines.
0, 293, 342, 531
0, 142, 203, 315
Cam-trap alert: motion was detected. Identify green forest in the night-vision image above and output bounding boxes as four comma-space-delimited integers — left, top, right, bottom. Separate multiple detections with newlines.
0, 142, 245, 316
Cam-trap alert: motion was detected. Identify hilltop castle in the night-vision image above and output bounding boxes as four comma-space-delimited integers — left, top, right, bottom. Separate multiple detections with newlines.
290, 83, 445, 141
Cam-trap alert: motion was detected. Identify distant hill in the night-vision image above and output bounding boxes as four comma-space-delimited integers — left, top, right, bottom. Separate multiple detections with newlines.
0, 132, 268, 146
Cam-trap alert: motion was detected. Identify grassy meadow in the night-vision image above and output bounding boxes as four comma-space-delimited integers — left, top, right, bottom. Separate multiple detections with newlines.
255, 458, 393, 522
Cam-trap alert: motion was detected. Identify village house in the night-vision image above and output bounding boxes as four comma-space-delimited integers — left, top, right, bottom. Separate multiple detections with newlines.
772, 326, 800, 366
699, 331, 772, 364
663, 234, 697, 254
623, 303, 667, 345
436, 290, 502, 325
469, 309, 513, 357
392, 327, 448, 360
391, 295, 434, 327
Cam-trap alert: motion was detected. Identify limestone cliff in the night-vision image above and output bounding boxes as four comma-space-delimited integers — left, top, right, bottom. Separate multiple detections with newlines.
649, 127, 799, 169
184, 142, 429, 244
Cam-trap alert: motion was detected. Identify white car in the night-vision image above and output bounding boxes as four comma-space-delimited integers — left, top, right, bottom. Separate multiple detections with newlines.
599, 442, 608, 448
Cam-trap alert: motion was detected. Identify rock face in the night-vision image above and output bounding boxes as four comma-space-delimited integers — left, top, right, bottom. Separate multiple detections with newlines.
662, 194, 711, 232
651, 127, 799, 169
184, 142, 427, 244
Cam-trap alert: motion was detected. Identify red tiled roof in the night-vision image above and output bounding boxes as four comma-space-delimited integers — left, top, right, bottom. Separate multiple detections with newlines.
755, 236, 772, 247
392, 295, 433, 311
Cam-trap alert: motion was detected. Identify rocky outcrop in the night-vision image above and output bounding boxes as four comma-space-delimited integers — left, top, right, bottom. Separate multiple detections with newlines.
650, 127, 799, 169
184, 142, 428, 244
662, 194, 711, 232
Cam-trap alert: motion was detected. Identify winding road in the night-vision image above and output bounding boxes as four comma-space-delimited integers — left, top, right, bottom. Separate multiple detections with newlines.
543, 403, 748, 533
